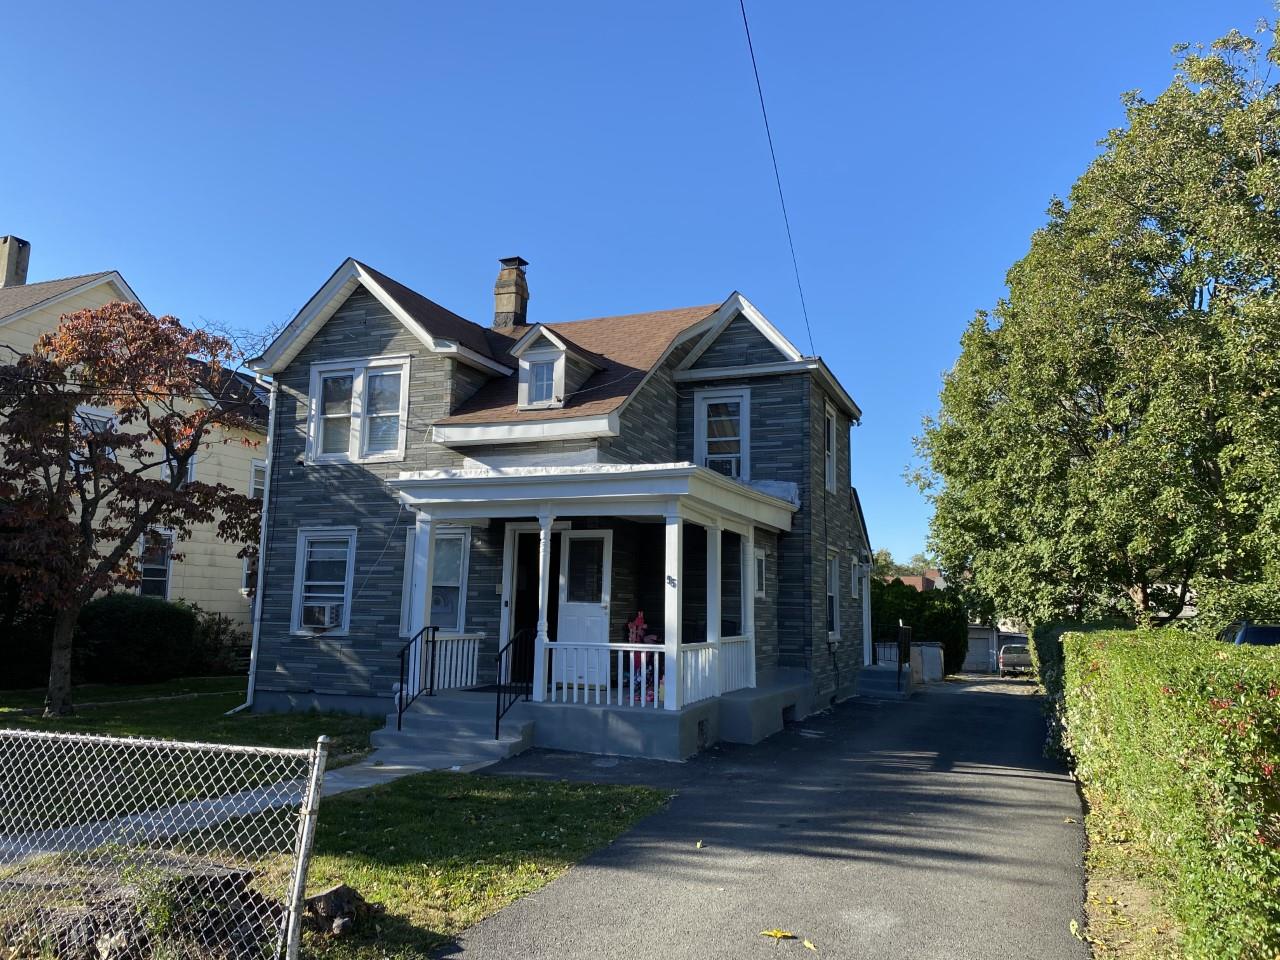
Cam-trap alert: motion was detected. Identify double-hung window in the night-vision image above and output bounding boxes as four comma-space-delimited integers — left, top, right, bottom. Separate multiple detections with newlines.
292, 529, 357, 634
826, 554, 840, 637
140, 530, 174, 599
528, 361, 555, 405
824, 404, 838, 492
308, 358, 410, 463
242, 460, 268, 594
695, 389, 750, 480
754, 547, 767, 600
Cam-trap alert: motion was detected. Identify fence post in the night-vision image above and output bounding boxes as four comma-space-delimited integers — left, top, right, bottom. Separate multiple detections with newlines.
284, 734, 329, 960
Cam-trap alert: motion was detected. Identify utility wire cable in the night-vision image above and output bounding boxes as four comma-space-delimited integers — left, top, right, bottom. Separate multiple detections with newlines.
737, 0, 816, 357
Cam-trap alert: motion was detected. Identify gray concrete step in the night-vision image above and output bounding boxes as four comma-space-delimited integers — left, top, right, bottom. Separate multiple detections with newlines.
373, 692, 534, 764
855, 665, 915, 700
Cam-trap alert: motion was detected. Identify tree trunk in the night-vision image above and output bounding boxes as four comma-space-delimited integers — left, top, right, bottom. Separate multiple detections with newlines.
44, 605, 79, 717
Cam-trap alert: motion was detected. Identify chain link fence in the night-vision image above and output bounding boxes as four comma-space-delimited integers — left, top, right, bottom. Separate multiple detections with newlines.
0, 729, 328, 960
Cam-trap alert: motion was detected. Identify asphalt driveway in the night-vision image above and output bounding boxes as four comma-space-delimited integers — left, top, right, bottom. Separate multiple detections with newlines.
445, 676, 1087, 960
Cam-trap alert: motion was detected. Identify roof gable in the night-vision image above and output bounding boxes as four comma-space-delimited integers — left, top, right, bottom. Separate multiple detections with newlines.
676, 292, 804, 371
0, 271, 139, 326
248, 259, 513, 376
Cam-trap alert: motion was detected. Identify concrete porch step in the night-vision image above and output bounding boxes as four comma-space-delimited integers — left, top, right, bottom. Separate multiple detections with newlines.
855, 665, 915, 701
372, 692, 535, 764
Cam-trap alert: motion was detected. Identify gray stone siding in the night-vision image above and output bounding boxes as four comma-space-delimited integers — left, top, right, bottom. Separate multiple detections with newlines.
691, 314, 787, 369
603, 339, 698, 463
256, 289, 473, 704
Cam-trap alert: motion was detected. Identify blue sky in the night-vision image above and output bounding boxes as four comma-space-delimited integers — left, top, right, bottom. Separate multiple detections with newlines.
2, 1, 1266, 560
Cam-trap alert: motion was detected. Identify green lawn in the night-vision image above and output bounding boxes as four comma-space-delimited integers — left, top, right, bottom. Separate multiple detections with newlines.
0, 680, 381, 761
0, 676, 246, 712
301, 773, 669, 958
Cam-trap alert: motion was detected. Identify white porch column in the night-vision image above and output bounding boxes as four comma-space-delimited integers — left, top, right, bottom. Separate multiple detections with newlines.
531, 510, 555, 702
706, 522, 721, 695
663, 512, 683, 710
409, 513, 436, 691
746, 526, 757, 688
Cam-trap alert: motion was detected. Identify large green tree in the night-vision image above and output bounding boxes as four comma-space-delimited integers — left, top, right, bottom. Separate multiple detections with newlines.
916, 26, 1280, 627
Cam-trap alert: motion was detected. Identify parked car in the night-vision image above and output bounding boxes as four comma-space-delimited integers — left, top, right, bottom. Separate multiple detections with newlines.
998, 643, 1033, 677
1216, 621, 1280, 647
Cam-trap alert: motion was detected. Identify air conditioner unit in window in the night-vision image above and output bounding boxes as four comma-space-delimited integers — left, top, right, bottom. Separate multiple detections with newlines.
304, 603, 344, 629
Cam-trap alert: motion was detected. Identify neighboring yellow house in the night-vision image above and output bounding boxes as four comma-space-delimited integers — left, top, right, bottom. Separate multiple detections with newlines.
0, 235, 266, 626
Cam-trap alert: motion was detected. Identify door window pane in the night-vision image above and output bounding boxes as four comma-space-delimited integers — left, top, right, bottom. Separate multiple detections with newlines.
567, 538, 605, 603
429, 534, 465, 632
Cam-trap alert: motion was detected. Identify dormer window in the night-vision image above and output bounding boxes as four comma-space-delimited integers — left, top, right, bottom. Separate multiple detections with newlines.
529, 360, 556, 405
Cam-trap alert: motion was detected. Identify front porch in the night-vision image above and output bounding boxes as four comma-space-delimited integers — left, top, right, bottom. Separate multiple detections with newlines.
392, 463, 798, 753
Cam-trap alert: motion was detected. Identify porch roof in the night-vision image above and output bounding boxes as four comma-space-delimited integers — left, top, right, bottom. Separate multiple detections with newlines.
391, 462, 797, 532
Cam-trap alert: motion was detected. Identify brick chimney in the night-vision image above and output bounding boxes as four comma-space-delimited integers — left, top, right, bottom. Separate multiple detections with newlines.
493, 256, 529, 331
0, 236, 30, 288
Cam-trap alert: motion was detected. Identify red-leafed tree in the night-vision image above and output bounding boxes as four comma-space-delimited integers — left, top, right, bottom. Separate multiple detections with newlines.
0, 301, 262, 715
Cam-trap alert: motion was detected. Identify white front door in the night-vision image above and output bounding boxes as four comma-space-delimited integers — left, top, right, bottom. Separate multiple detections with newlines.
556, 530, 612, 684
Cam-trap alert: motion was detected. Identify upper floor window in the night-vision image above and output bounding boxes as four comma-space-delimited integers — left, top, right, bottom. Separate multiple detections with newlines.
307, 357, 410, 463
250, 459, 267, 499
824, 404, 837, 492
518, 350, 564, 409
695, 388, 750, 480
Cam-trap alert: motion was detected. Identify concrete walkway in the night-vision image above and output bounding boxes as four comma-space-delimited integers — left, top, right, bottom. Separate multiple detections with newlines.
445, 676, 1088, 960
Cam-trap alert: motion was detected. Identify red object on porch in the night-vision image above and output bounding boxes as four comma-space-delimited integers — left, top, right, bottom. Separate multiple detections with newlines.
628, 611, 663, 703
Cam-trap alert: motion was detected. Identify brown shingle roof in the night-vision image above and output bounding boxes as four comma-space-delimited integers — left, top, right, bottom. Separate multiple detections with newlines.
439, 303, 720, 424
0, 272, 116, 322
356, 261, 516, 365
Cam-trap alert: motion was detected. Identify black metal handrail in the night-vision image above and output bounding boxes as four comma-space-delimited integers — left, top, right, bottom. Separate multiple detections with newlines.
896, 623, 913, 691
396, 625, 439, 731
494, 628, 534, 740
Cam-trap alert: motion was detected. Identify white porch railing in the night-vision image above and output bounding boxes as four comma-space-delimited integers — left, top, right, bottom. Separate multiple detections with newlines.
545, 642, 667, 708
720, 636, 751, 693
680, 642, 717, 705
431, 635, 480, 690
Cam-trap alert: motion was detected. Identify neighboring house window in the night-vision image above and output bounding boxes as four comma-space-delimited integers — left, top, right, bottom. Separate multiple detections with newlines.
139, 530, 173, 599
291, 529, 357, 634
824, 404, 837, 492
242, 553, 258, 593
162, 452, 196, 486
754, 547, 767, 600
826, 554, 840, 637
695, 389, 750, 480
399, 528, 470, 635
529, 360, 555, 404
307, 358, 410, 463
250, 459, 267, 499
721, 530, 745, 636
72, 407, 116, 471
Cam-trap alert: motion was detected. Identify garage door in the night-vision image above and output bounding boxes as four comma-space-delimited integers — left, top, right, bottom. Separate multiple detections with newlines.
963, 628, 995, 672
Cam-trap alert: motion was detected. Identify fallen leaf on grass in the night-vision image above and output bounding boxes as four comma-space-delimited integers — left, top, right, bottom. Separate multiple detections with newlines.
1063, 817, 1078, 824
803, 938, 818, 951
1070, 919, 1084, 941
696, 840, 704, 849
760, 929, 797, 942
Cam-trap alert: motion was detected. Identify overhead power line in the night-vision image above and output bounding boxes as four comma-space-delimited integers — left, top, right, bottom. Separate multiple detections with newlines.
737, 0, 816, 357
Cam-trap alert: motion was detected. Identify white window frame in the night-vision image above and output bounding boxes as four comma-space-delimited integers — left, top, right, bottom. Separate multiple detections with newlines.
824, 403, 838, 492
139, 528, 174, 601
694, 387, 751, 481
72, 405, 118, 470
305, 356, 411, 464
826, 552, 840, 639
399, 527, 471, 637
851, 557, 862, 600
517, 347, 565, 410
290, 527, 358, 636
754, 546, 767, 600
249, 458, 267, 499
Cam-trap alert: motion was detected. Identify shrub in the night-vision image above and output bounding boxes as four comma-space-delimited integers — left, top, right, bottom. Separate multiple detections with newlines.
77, 594, 198, 684
1030, 617, 1130, 759
1062, 629, 1280, 958
182, 602, 251, 676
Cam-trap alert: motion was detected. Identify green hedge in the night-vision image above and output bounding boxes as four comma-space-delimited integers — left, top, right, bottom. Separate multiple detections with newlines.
77, 594, 199, 683
1062, 630, 1280, 958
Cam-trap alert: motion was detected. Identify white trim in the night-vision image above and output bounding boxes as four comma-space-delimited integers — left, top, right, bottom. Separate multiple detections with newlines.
673, 358, 861, 421
694, 387, 751, 481
248, 259, 513, 377
305, 355, 411, 464
676, 292, 805, 371
754, 546, 767, 600
518, 347, 564, 410
241, 377, 278, 712
0, 272, 142, 328
399, 527, 416, 638
433, 412, 619, 446
509, 324, 604, 368
428, 529, 471, 634
290, 527, 358, 636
